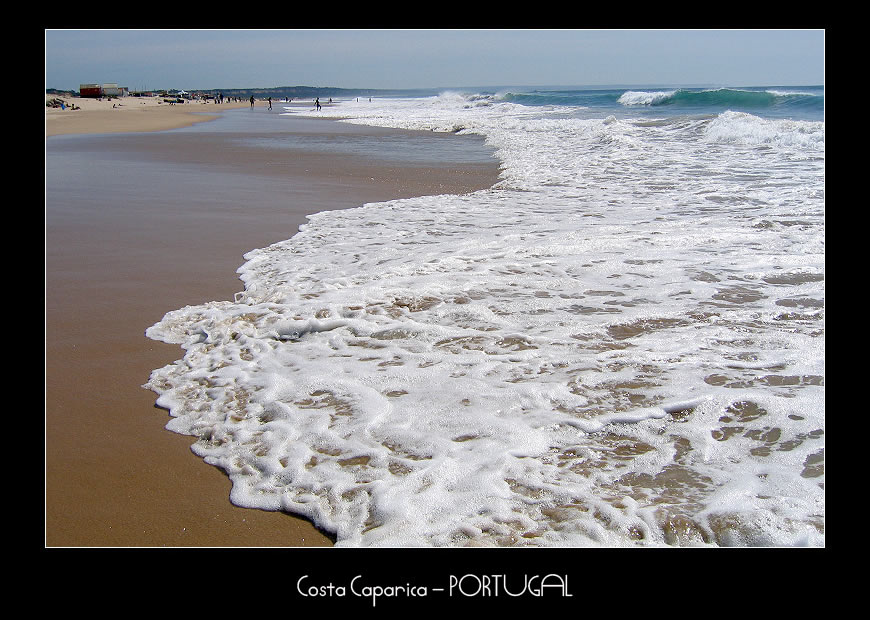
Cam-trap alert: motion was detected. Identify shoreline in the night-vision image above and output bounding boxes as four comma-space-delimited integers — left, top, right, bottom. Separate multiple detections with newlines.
45, 99, 501, 547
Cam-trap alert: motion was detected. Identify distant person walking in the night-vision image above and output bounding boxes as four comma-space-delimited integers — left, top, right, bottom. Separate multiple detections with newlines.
250, 95, 255, 108
315, 97, 321, 111
268, 97, 272, 110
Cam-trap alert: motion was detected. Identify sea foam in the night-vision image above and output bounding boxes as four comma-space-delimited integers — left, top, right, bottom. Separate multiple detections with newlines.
145, 90, 824, 546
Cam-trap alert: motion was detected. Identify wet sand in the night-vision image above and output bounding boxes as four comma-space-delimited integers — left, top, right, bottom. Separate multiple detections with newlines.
45, 105, 501, 547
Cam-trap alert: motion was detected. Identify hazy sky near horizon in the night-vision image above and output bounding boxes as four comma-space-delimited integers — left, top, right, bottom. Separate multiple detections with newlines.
44, 29, 825, 92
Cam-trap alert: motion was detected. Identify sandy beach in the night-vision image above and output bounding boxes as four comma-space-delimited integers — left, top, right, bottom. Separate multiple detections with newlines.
45, 95, 500, 547
45, 93, 253, 136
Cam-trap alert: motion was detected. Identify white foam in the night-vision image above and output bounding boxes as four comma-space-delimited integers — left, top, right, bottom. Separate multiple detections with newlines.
146, 93, 825, 547
617, 90, 676, 106
705, 110, 825, 150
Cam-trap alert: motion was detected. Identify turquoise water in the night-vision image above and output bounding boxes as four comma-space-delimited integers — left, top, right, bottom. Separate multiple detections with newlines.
496, 85, 824, 121
337, 84, 824, 121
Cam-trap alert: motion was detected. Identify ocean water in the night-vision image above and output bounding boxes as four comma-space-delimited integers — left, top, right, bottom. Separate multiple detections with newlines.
144, 85, 824, 547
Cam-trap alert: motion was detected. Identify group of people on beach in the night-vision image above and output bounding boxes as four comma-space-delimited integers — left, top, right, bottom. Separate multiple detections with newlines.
214, 93, 246, 104
46, 97, 79, 110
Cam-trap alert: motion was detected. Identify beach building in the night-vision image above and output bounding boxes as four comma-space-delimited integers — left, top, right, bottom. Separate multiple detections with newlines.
79, 84, 101, 98
79, 83, 130, 98
101, 84, 128, 97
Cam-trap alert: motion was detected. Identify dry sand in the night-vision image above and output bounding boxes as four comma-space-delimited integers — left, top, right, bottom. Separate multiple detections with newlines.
46, 94, 251, 136
45, 95, 500, 547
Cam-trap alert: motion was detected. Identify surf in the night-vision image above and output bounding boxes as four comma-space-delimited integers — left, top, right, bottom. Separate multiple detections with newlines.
146, 87, 825, 547
618, 87, 823, 114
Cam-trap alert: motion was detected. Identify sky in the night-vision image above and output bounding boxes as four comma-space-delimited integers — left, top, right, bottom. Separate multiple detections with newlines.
44, 29, 825, 92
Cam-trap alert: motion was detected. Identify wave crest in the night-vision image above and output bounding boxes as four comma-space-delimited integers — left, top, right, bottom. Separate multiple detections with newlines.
704, 110, 825, 149
619, 88, 822, 112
